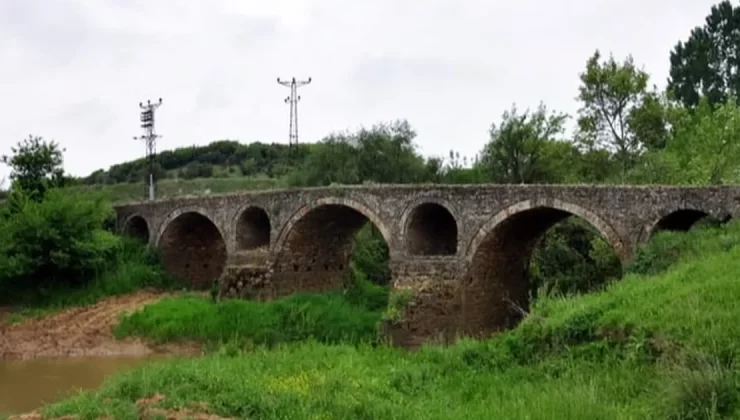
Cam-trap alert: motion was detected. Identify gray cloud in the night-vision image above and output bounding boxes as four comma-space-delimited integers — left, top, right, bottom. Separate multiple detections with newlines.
0, 0, 93, 66
0, 0, 723, 182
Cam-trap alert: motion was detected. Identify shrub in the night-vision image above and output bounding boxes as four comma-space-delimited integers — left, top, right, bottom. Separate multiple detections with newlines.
0, 189, 118, 300
0, 189, 172, 305
530, 218, 622, 296
627, 221, 740, 276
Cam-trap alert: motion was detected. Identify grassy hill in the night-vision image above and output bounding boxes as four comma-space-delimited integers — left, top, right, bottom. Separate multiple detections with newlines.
60, 140, 305, 203
32, 223, 740, 419
67, 175, 286, 203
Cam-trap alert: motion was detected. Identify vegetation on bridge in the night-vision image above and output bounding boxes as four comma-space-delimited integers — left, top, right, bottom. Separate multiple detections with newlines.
2, 1, 740, 418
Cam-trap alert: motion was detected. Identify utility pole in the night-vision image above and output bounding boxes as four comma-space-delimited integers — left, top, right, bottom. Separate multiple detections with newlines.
277, 77, 312, 149
133, 98, 163, 201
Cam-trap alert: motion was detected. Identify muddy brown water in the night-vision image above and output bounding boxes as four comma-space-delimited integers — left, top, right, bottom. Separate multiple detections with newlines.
0, 356, 164, 416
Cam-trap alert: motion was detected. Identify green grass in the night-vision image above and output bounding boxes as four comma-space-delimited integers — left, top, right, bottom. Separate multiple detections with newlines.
66, 175, 286, 203
34, 223, 740, 419
114, 269, 391, 348
114, 292, 386, 348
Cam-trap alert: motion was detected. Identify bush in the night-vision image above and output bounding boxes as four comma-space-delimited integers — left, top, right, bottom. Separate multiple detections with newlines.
659, 357, 740, 419
0, 189, 172, 305
0, 189, 118, 299
627, 221, 740, 276
530, 218, 622, 296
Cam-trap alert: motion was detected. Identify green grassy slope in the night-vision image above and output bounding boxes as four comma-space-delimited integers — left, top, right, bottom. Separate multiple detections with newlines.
35, 223, 740, 419
65, 175, 286, 203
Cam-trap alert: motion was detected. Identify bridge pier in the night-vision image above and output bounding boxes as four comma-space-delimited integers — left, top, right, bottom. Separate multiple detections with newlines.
383, 258, 463, 348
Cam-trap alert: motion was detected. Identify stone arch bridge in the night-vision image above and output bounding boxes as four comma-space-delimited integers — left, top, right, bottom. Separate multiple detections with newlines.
114, 184, 740, 347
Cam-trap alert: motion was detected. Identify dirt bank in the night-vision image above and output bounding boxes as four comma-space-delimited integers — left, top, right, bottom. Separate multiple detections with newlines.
0, 290, 202, 360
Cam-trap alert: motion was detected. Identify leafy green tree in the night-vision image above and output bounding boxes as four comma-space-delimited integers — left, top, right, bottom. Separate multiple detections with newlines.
0, 176, 7, 201
530, 218, 622, 296
0, 189, 120, 300
576, 50, 660, 179
668, 1, 740, 108
628, 91, 669, 151
659, 97, 740, 184
351, 224, 390, 286
1, 135, 65, 198
289, 120, 432, 186
479, 103, 568, 184
437, 151, 486, 184
288, 138, 361, 186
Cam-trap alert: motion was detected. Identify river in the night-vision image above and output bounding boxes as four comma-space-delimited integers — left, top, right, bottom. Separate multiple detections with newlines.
0, 356, 161, 416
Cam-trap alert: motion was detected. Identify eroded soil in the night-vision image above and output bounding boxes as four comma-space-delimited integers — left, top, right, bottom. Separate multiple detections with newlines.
0, 290, 202, 360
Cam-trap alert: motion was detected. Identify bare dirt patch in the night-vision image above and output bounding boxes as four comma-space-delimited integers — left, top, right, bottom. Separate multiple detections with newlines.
0, 290, 203, 360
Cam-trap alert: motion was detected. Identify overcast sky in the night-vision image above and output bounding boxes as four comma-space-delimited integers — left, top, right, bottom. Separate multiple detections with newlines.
0, 0, 721, 185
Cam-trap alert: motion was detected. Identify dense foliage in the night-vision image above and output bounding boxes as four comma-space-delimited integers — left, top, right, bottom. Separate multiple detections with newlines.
0, 138, 173, 307
668, 0, 740, 108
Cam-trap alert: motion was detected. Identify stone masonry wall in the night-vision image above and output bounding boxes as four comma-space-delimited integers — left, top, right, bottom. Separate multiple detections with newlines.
114, 184, 740, 346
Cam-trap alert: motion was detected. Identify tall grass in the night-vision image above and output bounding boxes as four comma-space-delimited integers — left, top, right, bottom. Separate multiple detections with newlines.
37, 222, 740, 419
115, 269, 389, 348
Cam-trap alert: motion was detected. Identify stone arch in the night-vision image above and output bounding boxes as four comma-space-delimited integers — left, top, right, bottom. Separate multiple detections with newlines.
156, 209, 227, 290
121, 215, 150, 243
645, 207, 731, 240
269, 197, 392, 297
235, 206, 271, 250
461, 198, 628, 337
403, 201, 458, 256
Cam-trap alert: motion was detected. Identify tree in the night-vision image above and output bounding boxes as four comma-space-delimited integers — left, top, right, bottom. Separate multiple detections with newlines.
479, 102, 568, 184
0, 189, 120, 300
667, 1, 740, 108
1, 135, 65, 198
576, 50, 659, 179
289, 120, 433, 187
661, 97, 740, 185
627, 91, 669, 151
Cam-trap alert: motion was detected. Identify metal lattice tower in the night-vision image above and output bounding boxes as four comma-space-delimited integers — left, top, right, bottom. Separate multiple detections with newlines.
133, 98, 163, 201
277, 77, 312, 147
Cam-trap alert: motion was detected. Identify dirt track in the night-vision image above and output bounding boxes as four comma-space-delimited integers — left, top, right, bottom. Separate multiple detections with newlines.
0, 290, 201, 360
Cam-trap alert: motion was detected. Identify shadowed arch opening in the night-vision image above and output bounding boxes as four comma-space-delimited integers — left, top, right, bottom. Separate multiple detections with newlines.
157, 211, 227, 290
122, 215, 149, 243
462, 203, 624, 338
236, 206, 271, 250
271, 203, 392, 298
406, 202, 458, 255
651, 209, 729, 237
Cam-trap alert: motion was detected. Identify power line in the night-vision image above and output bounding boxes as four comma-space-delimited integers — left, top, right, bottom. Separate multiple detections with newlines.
277, 77, 312, 148
133, 98, 163, 201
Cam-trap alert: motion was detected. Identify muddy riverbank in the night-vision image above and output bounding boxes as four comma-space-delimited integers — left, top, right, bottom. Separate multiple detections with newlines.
0, 291, 205, 417
0, 290, 202, 360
